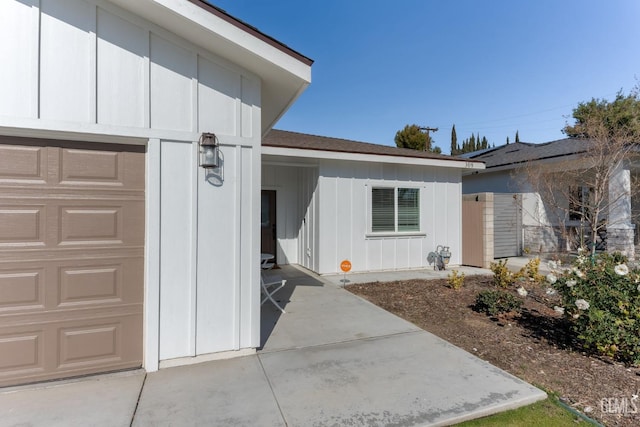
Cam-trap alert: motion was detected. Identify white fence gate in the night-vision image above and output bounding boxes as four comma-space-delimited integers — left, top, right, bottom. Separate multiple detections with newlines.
493, 193, 522, 258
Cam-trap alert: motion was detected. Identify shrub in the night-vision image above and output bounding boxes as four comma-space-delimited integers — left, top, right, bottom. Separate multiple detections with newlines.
553, 252, 640, 366
447, 270, 465, 290
514, 257, 545, 284
474, 289, 523, 316
490, 259, 514, 288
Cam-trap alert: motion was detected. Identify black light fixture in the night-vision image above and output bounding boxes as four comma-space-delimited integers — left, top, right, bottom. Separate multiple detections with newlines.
199, 132, 220, 169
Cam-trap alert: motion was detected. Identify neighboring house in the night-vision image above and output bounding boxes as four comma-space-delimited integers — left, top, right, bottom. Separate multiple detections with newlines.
461, 139, 637, 258
0, 0, 312, 387
262, 130, 485, 274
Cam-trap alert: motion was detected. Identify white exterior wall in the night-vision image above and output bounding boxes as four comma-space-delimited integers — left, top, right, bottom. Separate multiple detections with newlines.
317, 160, 462, 275
0, 0, 262, 369
299, 168, 320, 272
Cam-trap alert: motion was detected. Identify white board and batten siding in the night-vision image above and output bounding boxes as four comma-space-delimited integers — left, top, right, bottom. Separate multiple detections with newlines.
0, 0, 262, 368
317, 160, 462, 275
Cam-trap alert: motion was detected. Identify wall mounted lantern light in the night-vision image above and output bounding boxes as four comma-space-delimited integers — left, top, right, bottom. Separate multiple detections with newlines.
199, 132, 220, 169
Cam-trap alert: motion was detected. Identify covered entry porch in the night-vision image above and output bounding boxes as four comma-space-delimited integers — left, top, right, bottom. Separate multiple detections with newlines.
261, 130, 484, 275
261, 158, 319, 272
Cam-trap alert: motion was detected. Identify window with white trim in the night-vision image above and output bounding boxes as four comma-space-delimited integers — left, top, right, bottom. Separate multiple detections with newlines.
371, 187, 420, 233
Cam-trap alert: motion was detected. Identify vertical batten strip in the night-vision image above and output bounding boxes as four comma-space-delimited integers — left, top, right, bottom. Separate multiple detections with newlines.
88, 4, 97, 124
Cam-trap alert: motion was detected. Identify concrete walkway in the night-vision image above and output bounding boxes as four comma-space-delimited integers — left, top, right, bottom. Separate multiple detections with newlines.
0, 264, 546, 427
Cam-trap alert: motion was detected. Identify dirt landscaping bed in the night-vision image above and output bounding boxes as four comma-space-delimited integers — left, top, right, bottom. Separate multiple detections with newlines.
346, 275, 640, 427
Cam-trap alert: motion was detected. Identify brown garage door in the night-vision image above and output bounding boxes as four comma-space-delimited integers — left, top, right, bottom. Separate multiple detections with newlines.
0, 136, 145, 387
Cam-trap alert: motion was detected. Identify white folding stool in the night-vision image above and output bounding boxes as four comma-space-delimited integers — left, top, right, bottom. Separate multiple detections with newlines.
261, 272, 286, 313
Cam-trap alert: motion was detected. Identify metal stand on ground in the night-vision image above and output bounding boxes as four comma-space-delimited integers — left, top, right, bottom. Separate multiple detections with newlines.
340, 272, 349, 288
340, 259, 351, 287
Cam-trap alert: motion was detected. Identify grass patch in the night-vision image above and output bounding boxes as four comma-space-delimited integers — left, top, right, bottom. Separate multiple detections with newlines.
454, 398, 585, 426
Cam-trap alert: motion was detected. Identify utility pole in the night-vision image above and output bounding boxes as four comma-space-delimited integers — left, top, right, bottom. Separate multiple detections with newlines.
418, 126, 438, 151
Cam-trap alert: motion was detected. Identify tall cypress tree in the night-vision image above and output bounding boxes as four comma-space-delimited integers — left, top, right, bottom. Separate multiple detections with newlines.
515, 130, 520, 143
454, 132, 492, 154
450, 125, 458, 155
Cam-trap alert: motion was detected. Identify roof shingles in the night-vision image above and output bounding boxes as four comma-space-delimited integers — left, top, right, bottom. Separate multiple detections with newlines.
464, 138, 591, 169
263, 129, 483, 164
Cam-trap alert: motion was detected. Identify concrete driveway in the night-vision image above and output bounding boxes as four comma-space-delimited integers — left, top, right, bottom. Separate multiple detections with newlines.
0, 264, 545, 426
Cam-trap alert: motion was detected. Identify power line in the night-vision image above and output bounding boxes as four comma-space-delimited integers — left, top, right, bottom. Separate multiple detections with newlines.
455, 91, 619, 128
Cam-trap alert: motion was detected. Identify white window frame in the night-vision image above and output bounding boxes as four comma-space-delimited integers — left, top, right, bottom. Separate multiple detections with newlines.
366, 184, 425, 237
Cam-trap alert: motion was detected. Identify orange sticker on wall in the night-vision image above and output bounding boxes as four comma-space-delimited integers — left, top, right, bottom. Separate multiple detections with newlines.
340, 260, 352, 272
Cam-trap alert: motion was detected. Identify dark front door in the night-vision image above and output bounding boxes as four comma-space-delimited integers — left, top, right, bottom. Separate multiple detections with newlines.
261, 190, 277, 262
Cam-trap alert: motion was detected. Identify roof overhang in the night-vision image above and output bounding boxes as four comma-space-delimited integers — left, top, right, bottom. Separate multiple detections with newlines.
465, 152, 591, 176
262, 145, 486, 171
107, 0, 312, 136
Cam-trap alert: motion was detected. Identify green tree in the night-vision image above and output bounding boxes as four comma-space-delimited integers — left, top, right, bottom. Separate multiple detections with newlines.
394, 124, 441, 153
506, 136, 510, 144
564, 90, 640, 139
450, 125, 458, 155
454, 132, 491, 155
515, 130, 520, 143
395, 124, 427, 151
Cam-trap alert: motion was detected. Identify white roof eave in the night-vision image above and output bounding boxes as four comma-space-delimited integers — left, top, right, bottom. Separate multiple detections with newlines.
262, 146, 486, 171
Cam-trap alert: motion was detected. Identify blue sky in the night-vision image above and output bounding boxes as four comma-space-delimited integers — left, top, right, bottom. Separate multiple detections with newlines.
212, 0, 640, 153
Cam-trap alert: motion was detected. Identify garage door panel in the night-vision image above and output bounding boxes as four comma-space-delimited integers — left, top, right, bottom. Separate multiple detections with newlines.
123, 151, 146, 190
0, 269, 45, 310
0, 313, 142, 387
58, 258, 143, 307
0, 205, 46, 247
0, 256, 141, 314
0, 331, 43, 375
59, 206, 122, 244
59, 323, 121, 368
57, 146, 145, 190
0, 144, 47, 183
59, 265, 121, 305
59, 148, 122, 186
0, 138, 145, 190
57, 201, 144, 247
0, 137, 144, 387
54, 314, 142, 371
0, 198, 144, 249
56, 257, 143, 307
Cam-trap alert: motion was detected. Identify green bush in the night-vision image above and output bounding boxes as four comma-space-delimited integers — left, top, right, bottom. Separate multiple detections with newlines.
490, 259, 514, 288
553, 252, 640, 365
514, 256, 545, 284
447, 270, 465, 290
474, 289, 523, 316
